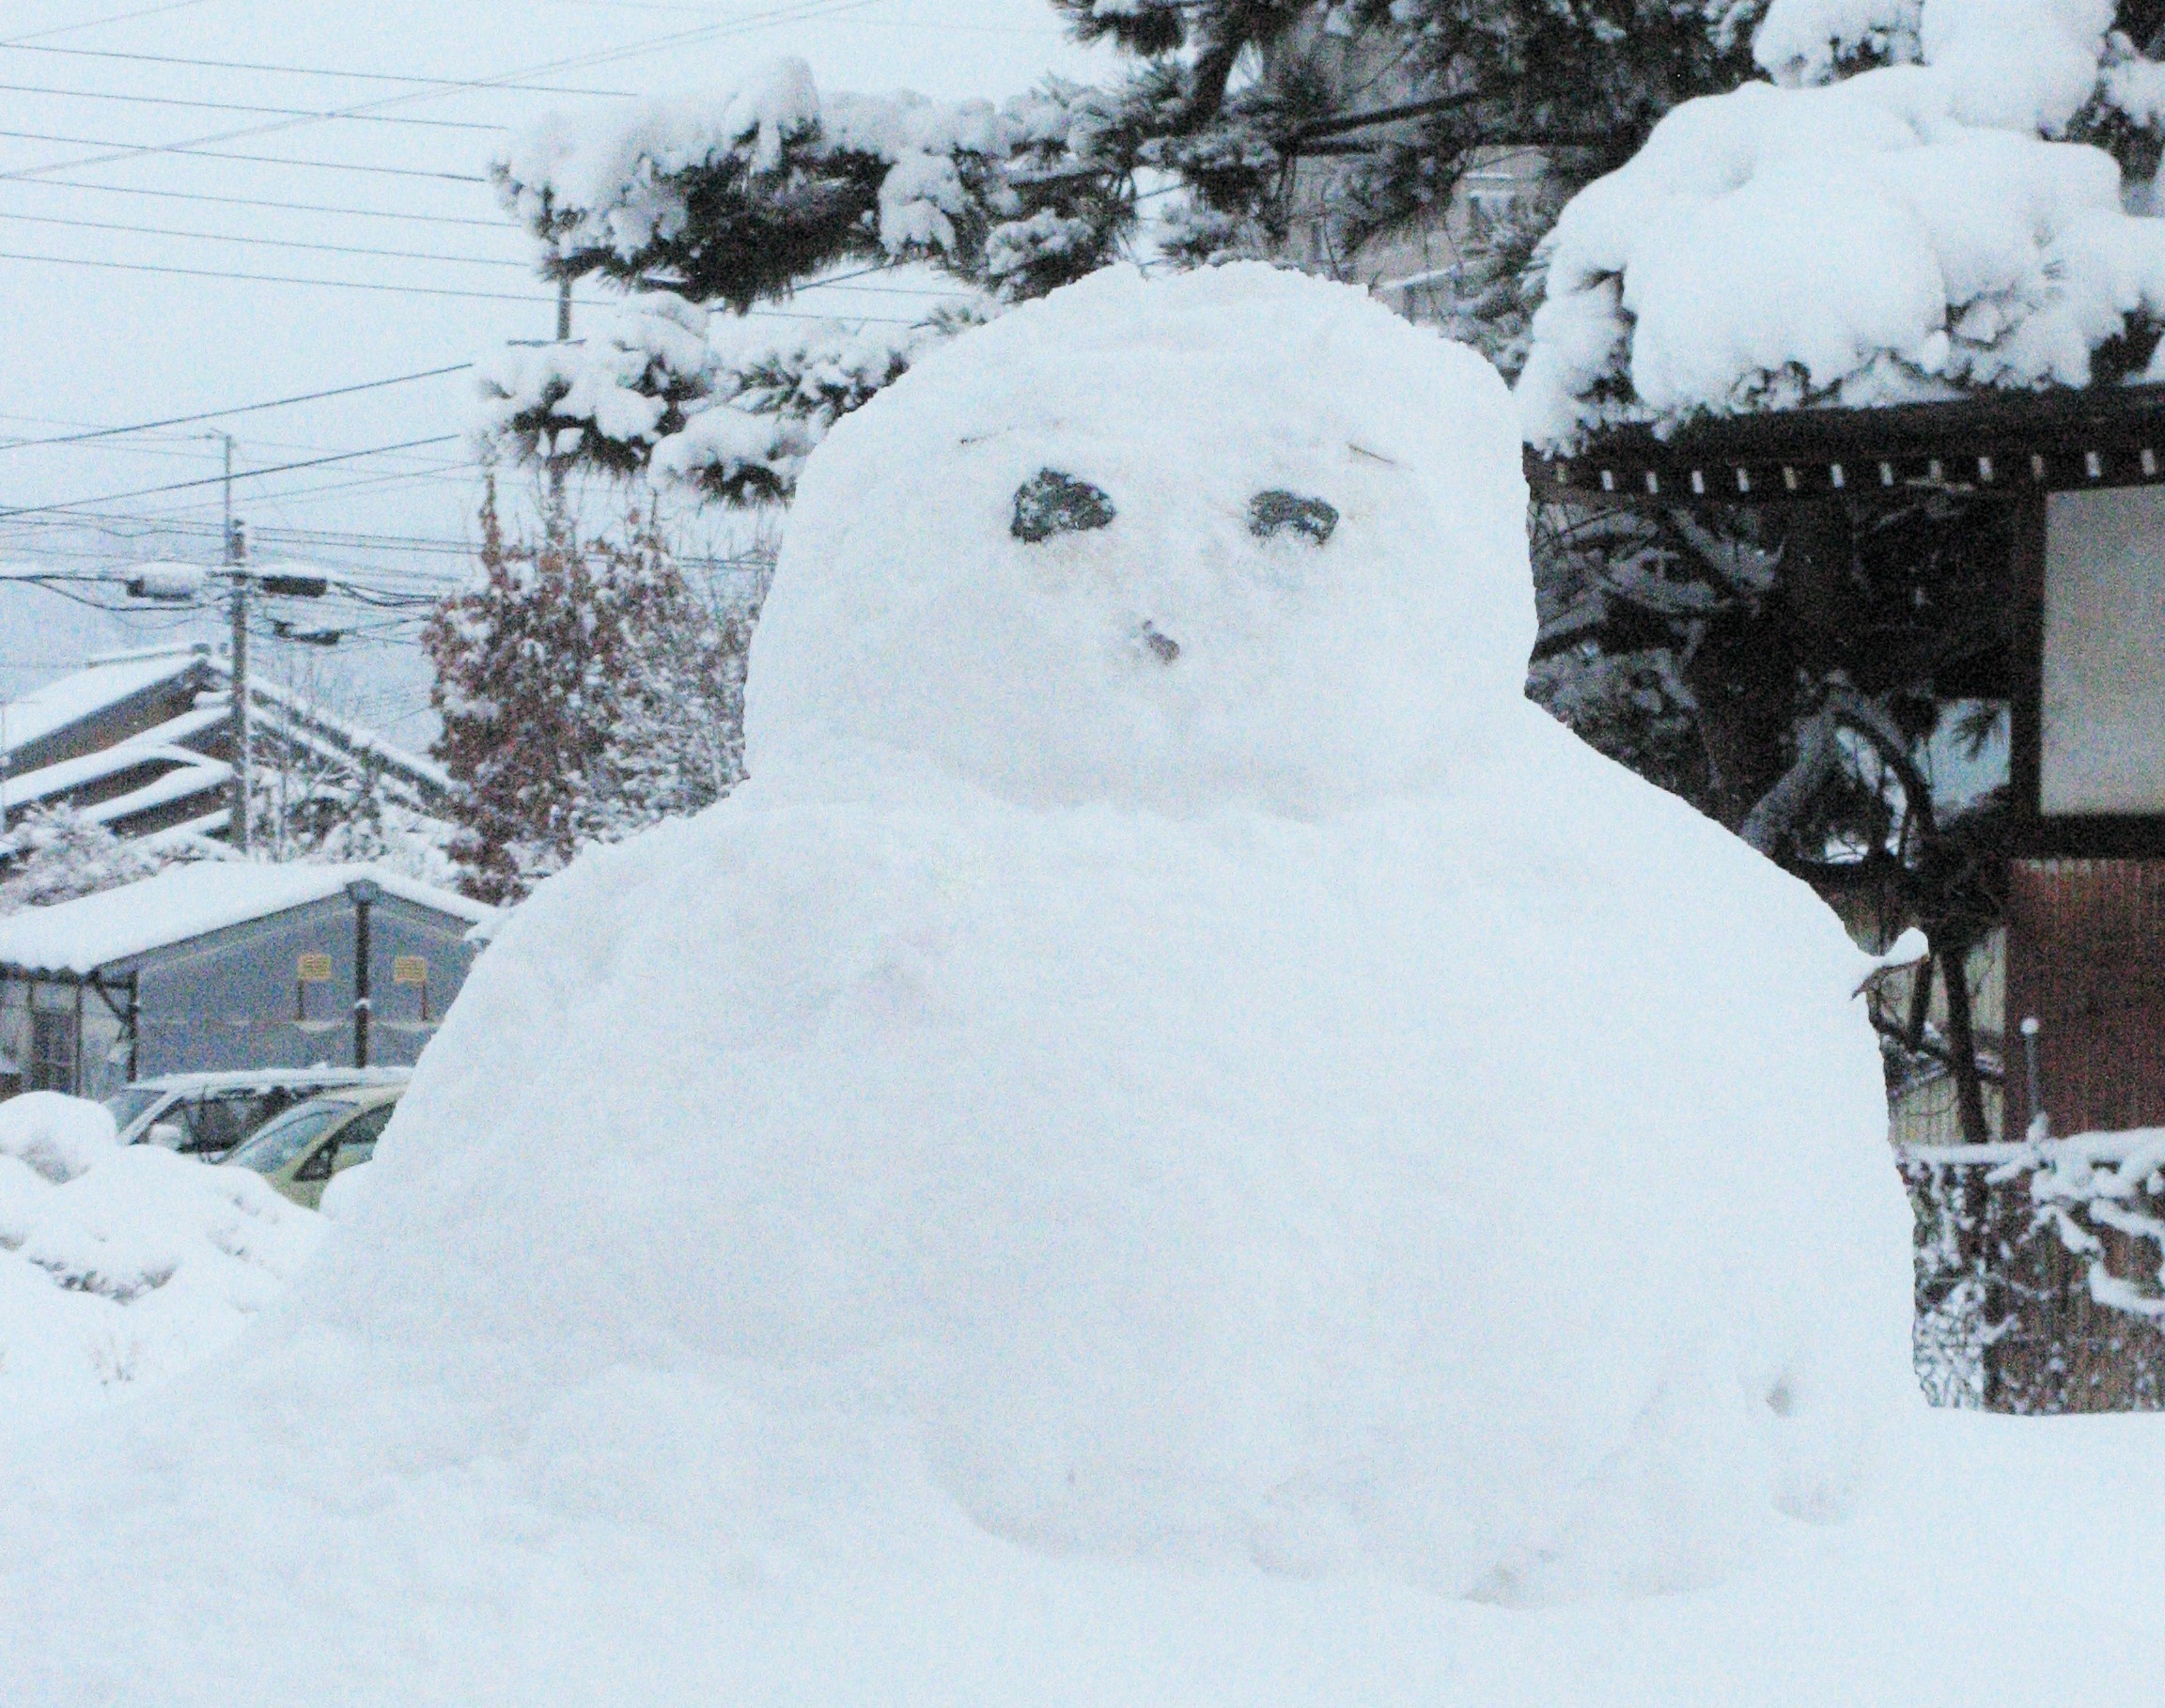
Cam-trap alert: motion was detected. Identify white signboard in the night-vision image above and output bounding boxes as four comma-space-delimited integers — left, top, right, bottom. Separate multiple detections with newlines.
2043, 486, 2165, 815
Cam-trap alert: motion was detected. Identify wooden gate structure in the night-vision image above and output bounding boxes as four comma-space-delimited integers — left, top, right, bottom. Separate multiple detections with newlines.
1535, 388, 2165, 1407
1534, 383, 2165, 1141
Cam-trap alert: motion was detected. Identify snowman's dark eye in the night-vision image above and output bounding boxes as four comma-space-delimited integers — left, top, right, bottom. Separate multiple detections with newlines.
1012, 469, 1115, 542
1249, 490, 1337, 545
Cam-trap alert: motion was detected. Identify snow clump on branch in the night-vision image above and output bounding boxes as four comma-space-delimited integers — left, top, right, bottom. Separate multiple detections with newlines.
475, 292, 950, 505
1519, 0, 2165, 448
493, 58, 1119, 284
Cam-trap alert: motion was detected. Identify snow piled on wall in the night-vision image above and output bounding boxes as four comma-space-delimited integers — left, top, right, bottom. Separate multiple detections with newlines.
1519, 0, 2165, 447
0, 1094, 320, 1416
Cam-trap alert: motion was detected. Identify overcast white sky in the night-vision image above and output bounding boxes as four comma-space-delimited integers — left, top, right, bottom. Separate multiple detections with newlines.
0, 0, 1112, 734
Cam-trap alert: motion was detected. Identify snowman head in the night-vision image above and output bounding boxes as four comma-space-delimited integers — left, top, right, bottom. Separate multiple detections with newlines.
749, 263, 1535, 815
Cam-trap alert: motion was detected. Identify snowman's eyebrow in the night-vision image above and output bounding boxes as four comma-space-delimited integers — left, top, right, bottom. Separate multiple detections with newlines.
1347, 442, 1399, 467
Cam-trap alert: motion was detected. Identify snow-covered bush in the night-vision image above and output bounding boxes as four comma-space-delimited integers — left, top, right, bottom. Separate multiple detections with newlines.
424, 486, 750, 902
0, 804, 179, 914
0, 1093, 320, 1416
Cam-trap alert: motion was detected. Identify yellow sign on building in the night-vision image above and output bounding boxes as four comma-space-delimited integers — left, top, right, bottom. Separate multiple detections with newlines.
296, 954, 334, 984
393, 955, 429, 986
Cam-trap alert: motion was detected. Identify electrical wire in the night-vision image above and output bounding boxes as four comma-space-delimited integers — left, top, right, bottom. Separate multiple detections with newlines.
0, 39, 639, 96
0, 362, 476, 453
0, 209, 528, 268
0, 177, 507, 225
0, 0, 881, 193
0, 128, 490, 183
1, 435, 465, 521
0, 81, 508, 132
0, 212, 967, 294
0, 1, 216, 48
0, 246, 923, 319
0, 247, 591, 303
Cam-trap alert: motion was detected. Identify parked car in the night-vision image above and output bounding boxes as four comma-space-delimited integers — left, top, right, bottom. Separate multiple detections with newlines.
101, 1067, 411, 1161
222, 1083, 405, 1210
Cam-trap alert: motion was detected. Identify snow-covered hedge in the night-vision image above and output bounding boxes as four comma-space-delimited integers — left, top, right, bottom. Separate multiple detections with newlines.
1519, 0, 2165, 446
0, 1093, 320, 1415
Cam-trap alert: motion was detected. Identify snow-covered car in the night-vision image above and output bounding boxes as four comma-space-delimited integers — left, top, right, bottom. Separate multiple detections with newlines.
222, 1084, 402, 1209
101, 1067, 410, 1161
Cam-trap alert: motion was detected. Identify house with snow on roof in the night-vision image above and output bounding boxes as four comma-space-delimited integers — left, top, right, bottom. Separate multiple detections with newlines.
0, 862, 492, 1102
0, 641, 455, 857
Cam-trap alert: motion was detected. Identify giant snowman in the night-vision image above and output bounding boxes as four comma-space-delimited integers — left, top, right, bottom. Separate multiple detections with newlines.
343, 262, 1914, 1603
0, 266, 1917, 1699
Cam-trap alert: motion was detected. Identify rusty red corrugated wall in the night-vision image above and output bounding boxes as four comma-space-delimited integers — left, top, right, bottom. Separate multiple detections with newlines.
2007, 859, 2165, 1137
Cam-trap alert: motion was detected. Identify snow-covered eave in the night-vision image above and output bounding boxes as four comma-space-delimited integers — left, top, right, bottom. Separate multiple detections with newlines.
3, 706, 231, 807
0, 864, 496, 979
236, 674, 452, 798
1527, 379, 2165, 504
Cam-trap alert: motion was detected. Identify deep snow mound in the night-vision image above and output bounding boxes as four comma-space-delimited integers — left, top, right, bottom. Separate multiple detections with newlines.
0, 1093, 320, 1413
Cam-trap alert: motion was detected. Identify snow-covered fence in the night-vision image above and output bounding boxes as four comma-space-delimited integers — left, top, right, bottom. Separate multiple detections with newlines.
1900, 1134, 2165, 1413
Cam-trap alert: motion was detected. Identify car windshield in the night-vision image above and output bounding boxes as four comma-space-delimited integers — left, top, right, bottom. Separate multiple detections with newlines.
226, 1102, 353, 1175
101, 1087, 165, 1137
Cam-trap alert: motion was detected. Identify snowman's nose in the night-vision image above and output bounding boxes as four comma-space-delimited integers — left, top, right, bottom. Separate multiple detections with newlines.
1138, 622, 1180, 665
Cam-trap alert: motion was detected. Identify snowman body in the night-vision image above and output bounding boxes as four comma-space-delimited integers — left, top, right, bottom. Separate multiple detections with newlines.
394, 263, 1911, 1600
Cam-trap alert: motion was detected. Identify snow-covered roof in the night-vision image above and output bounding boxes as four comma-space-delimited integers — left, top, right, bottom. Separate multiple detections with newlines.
0, 647, 210, 762
5, 704, 230, 813
0, 862, 494, 976
128, 1064, 412, 1094
1518, 0, 2165, 450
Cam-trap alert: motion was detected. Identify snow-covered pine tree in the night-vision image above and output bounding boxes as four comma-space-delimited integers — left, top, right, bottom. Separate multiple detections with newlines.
424, 480, 746, 902
479, 62, 1136, 505
477, 3, 1764, 506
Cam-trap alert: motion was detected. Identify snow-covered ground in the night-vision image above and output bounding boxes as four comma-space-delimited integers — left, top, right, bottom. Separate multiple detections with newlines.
0, 1363, 2158, 1703
0, 1094, 321, 1417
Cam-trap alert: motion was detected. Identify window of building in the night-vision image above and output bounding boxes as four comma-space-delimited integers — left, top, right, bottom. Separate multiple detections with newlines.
28, 1007, 77, 1094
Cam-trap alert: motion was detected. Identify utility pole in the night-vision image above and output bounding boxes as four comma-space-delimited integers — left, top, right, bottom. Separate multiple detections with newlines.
223, 432, 253, 855
550, 275, 572, 514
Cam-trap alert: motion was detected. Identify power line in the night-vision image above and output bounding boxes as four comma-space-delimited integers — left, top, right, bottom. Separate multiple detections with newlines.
0, 80, 509, 132
0, 247, 593, 303
1, 435, 465, 520
0, 210, 965, 292
0, 127, 490, 183
0, 40, 639, 97
0, 363, 476, 454
0, 0, 881, 189
0, 1, 216, 48
2, 177, 506, 225
0, 246, 921, 318
0, 209, 529, 268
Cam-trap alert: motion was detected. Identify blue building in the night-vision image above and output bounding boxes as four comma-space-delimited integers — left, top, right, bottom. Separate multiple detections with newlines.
0, 863, 493, 1100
